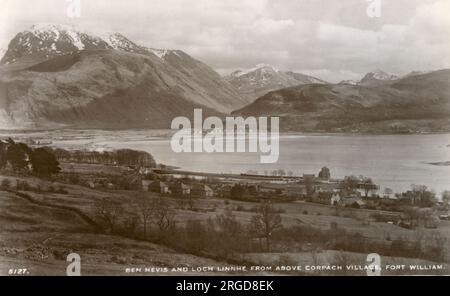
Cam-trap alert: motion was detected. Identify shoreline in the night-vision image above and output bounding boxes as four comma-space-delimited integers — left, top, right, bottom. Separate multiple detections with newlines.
2, 128, 450, 138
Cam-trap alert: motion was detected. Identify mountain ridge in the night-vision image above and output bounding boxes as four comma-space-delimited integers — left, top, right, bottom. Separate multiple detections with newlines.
225, 64, 328, 101
234, 69, 450, 133
0, 24, 252, 129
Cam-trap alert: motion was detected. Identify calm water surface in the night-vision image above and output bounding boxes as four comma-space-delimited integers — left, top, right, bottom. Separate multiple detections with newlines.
91, 133, 450, 195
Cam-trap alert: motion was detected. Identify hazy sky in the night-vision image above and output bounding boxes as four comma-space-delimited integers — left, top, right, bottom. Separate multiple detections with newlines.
1, 0, 449, 82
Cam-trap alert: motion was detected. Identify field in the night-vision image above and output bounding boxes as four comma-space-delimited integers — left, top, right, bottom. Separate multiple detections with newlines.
0, 171, 449, 276
0, 180, 234, 276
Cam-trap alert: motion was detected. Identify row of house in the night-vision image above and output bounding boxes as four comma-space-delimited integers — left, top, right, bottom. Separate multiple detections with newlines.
142, 180, 214, 198
313, 189, 366, 207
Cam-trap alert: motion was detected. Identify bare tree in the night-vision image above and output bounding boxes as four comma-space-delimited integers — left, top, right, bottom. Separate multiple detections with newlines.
95, 198, 123, 234
249, 202, 283, 251
137, 197, 154, 238
151, 197, 175, 233
360, 176, 375, 197
187, 195, 196, 211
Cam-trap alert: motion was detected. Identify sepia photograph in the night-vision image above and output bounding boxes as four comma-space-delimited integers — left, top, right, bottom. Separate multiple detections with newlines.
0, 0, 449, 279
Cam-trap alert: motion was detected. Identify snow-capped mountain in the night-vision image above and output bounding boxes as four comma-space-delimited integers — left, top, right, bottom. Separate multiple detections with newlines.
0, 23, 111, 65
359, 70, 398, 85
225, 64, 328, 100
0, 23, 252, 129
99, 32, 148, 54
337, 70, 398, 86
0, 23, 188, 65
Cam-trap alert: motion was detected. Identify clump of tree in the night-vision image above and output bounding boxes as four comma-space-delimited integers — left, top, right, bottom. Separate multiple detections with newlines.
318, 167, 331, 179
169, 209, 249, 259
5, 139, 31, 173
270, 169, 287, 177
134, 196, 176, 240
400, 185, 437, 207
340, 175, 377, 197
0, 139, 61, 178
341, 175, 360, 190
29, 148, 61, 177
50, 147, 156, 168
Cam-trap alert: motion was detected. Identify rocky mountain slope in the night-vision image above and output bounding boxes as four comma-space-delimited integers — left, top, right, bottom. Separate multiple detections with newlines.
0, 24, 249, 129
225, 64, 327, 101
234, 69, 450, 133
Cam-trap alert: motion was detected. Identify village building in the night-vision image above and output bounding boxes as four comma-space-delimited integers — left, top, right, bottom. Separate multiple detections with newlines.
170, 182, 191, 196
382, 190, 397, 200
139, 167, 154, 175
331, 191, 341, 205
190, 184, 214, 198
150, 180, 170, 194
87, 181, 96, 189
302, 174, 315, 183
142, 179, 152, 191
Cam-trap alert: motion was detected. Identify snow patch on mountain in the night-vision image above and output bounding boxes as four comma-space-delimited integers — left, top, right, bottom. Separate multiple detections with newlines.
339, 80, 359, 85
1, 23, 183, 66
29, 23, 90, 50
232, 64, 279, 77
362, 69, 398, 81
148, 48, 169, 59
30, 23, 65, 39
226, 64, 328, 100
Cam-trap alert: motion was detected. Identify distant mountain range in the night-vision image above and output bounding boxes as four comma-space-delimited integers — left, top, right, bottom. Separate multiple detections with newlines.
0, 23, 250, 129
225, 64, 327, 101
338, 69, 434, 87
234, 69, 450, 133
0, 23, 448, 133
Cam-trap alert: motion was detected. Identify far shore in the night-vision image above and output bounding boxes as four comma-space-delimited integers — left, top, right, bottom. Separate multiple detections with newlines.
2, 128, 450, 138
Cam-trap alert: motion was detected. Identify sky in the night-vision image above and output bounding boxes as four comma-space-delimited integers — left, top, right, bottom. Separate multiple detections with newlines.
0, 0, 449, 82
